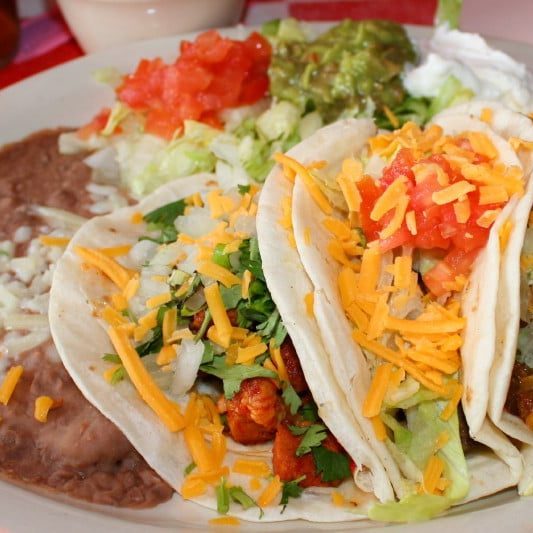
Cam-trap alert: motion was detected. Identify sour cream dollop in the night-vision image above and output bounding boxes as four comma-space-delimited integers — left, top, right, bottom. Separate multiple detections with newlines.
404, 26, 533, 112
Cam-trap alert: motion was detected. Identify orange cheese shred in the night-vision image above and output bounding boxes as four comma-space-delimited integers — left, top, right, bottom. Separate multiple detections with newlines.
75, 246, 132, 290
422, 455, 445, 494
0, 366, 24, 406
257, 475, 282, 507
363, 363, 393, 418
108, 326, 184, 431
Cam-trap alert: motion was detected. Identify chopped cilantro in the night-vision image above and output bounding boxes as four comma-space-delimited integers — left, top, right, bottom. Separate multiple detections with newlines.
354, 227, 367, 248
136, 327, 163, 357
140, 199, 186, 244
288, 425, 308, 436
300, 401, 319, 422
102, 353, 121, 364
121, 308, 137, 322
220, 284, 243, 309
282, 382, 302, 415
256, 309, 287, 346
175, 274, 201, 303
229, 486, 259, 512
110, 366, 126, 385
201, 340, 215, 364
168, 269, 189, 287
184, 462, 196, 476
238, 238, 264, 281
193, 310, 211, 342
280, 475, 306, 512
212, 243, 231, 269
139, 226, 177, 245
312, 446, 351, 483
143, 199, 186, 227
180, 306, 197, 318
200, 356, 277, 399
216, 477, 230, 515
238, 184, 251, 195
294, 424, 327, 456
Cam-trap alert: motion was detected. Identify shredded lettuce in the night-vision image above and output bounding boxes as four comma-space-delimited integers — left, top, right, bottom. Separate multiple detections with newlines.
261, 18, 307, 44
368, 494, 452, 523
101, 102, 130, 136
428, 75, 474, 117
517, 322, 533, 368
435, 0, 463, 29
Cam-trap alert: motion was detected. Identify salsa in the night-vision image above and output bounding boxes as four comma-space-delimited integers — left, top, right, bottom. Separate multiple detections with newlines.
268, 19, 416, 123
356, 124, 517, 296
116, 30, 272, 139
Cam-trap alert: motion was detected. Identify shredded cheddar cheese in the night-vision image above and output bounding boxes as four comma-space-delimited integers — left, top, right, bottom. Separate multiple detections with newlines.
75, 246, 132, 290
0, 366, 24, 405
204, 283, 233, 348
480, 107, 493, 124
241, 270, 252, 299
130, 211, 143, 224
363, 363, 393, 417
108, 327, 184, 431
38, 235, 70, 247
208, 517, 240, 526
422, 455, 445, 494
232, 459, 271, 478
34, 396, 58, 423
257, 475, 282, 507
274, 153, 333, 214
197, 261, 241, 288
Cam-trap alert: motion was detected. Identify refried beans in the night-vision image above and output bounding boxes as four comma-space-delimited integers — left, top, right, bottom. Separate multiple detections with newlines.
0, 129, 173, 507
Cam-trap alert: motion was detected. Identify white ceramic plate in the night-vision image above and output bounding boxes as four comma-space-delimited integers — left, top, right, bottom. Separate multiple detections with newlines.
1, 23, 533, 533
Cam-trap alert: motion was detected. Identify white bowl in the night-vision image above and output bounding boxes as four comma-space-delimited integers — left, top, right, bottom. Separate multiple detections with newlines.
57, 0, 245, 53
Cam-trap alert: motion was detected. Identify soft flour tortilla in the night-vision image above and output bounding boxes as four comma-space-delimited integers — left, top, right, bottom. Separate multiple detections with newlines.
434, 102, 533, 494
285, 116, 524, 502
448, 101, 533, 495
50, 172, 379, 522
257, 119, 399, 504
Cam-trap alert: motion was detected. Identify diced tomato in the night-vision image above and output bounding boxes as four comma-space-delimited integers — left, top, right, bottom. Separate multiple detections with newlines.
382, 148, 416, 187
114, 30, 271, 139
379, 225, 412, 252
357, 176, 385, 242
358, 130, 512, 296
409, 173, 441, 212
422, 260, 455, 297
76, 108, 111, 140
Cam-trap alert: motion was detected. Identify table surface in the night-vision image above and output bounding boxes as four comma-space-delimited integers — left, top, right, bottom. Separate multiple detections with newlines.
1, 0, 532, 90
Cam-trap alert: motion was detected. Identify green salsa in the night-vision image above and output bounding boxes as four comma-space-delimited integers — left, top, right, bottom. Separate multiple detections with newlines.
268, 19, 417, 123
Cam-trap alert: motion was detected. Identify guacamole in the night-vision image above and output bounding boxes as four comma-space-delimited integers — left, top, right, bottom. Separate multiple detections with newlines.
268, 19, 417, 123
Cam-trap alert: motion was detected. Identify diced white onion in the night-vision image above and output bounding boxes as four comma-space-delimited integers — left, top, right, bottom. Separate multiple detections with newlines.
13, 226, 32, 243
171, 340, 203, 398
175, 207, 218, 239
128, 240, 158, 269
83, 146, 121, 184
31, 205, 87, 231
3, 313, 49, 330
4, 329, 50, 357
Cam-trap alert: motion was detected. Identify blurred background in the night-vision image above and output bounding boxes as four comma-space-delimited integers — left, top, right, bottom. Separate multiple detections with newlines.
1, 0, 532, 89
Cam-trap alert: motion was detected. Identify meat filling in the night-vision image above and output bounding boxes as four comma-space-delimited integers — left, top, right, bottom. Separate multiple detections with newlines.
272, 421, 349, 488
279, 338, 308, 393
505, 361, 533, 428
225, 378, 284, 444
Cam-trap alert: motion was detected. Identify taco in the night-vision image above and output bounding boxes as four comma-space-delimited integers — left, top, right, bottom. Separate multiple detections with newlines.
475, 102, 533, 496
49, 170, 405, 523
267, 112, 529, 520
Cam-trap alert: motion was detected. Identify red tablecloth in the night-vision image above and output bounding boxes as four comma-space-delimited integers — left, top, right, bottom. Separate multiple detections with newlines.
0, 0, 437, 90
